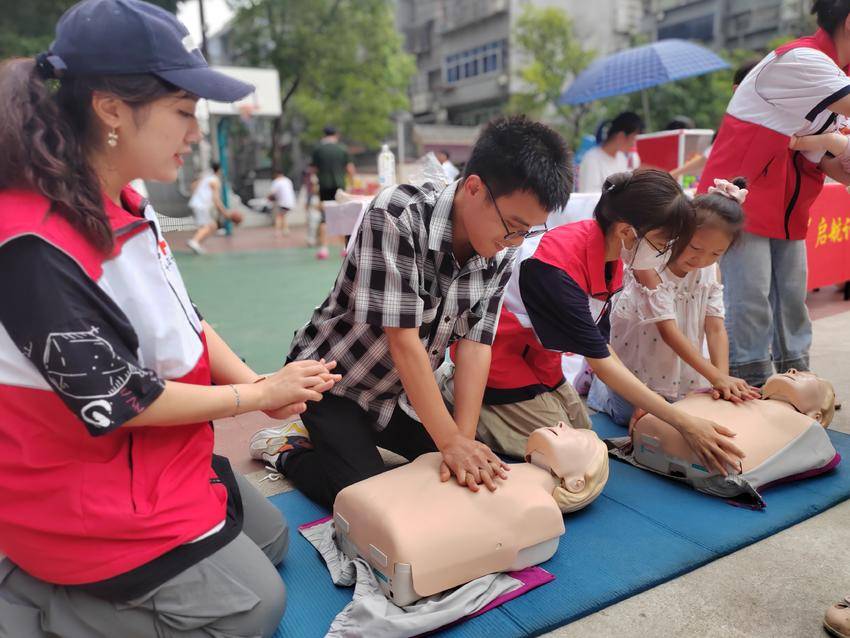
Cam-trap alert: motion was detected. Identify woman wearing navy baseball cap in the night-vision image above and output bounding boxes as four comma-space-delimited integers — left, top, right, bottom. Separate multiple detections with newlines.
0, 1, 340, 635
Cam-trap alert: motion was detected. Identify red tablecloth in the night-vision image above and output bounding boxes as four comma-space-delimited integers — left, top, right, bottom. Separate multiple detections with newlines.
806, 183, 850, 290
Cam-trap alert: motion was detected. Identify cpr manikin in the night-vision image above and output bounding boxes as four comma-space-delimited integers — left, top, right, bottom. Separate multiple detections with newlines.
333, 423, 608, 605
610, 370, 838, 507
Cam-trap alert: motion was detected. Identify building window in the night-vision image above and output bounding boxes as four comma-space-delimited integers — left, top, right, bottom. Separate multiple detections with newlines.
444, 39, 506, 84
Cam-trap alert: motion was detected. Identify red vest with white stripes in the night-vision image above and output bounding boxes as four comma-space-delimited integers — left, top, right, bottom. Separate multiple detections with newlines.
699, 30, 849, 240
0, 187, 227, 585
485, 220, 622, 400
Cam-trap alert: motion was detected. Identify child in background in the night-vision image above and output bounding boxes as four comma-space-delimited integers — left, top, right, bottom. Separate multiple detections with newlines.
589, 178, 760, 426
268, 169, 296, 237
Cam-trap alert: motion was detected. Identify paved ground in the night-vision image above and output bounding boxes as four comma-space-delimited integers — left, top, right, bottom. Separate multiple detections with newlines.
172, 225, 850, 638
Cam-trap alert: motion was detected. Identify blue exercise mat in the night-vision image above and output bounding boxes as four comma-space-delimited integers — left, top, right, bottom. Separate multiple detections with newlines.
270, 414, 850, 638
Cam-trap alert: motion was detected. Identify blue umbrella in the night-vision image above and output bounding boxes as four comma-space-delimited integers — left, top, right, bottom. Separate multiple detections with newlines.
559, 39, 729, 105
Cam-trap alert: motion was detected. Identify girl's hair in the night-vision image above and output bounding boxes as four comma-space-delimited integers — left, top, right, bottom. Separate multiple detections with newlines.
0, 58, 182, 252
690, 176, 747, 246
595, 111, 644, 144
594, 168, 695, 258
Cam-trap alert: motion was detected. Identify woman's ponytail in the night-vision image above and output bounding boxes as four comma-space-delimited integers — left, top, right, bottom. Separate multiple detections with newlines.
0, 57, 113, 252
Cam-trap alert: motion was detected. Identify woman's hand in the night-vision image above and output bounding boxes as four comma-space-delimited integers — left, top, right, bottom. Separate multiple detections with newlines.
258, 359, 340, 417
677, 414, 745, 476
710, 374, 761, 403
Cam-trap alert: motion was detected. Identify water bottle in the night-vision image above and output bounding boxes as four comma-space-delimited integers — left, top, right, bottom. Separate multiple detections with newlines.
378, 144, 396, 189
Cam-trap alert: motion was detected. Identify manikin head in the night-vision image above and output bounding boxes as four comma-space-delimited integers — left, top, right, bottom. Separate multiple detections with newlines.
525, 422, 609, 513
762, 369, 836, 426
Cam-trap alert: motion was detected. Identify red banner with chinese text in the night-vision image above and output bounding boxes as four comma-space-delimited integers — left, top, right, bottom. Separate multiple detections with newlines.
806, 183, 850, 290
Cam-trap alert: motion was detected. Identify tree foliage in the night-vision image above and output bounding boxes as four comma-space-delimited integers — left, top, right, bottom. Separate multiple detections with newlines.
226, 0, 414, 149
508, 5, 597, 146
509, 4, 812, 146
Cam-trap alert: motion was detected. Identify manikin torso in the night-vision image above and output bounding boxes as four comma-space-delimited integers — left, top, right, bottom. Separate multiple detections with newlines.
628, 372, 837, 500
634, 393, 816, 474
333, 424, 606, 605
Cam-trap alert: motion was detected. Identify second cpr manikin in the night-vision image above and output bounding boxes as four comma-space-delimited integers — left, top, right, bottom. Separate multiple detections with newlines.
610, 370, 839, 507
333, 423, 609, 605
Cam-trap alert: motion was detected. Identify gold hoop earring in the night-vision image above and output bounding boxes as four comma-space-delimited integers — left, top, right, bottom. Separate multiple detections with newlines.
107, 129, 119, 148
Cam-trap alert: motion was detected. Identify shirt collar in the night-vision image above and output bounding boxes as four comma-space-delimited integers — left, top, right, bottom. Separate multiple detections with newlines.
587, 221, 623, 297
427, 180, 506, 273
814, 28, 842, 68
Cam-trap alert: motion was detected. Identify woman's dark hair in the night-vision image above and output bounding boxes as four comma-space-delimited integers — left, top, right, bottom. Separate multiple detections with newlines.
733, 59, 760, 86
594, 168, 695, 259
812, 0, 850, 34
664, 116, 695, 130
464, 114, 573, 212
690, 177, 747, 246
0, 58, 182, 252
595, 111, 645, 145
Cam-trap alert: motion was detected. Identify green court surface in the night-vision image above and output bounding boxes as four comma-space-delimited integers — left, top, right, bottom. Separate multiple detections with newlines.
175, 248, 341, 374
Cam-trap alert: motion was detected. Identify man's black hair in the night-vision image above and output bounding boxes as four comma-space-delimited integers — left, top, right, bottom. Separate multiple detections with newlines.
812, 0, 850, 34
323, 125, 337, 136
463, 115, 573, 212
211, 161, 221, 172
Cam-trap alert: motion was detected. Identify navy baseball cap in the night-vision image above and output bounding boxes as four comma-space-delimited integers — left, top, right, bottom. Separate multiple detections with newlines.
41, 0, 253, 102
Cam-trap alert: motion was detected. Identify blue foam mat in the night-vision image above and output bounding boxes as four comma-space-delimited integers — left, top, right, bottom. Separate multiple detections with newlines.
271, 414, 850, 638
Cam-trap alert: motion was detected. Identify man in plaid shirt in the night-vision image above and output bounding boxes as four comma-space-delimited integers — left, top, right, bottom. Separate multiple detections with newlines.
250, 116, 573, 508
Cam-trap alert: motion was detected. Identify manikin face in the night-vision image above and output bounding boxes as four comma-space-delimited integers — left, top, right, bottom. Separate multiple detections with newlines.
525, 422, 601, 493
762, 370, 834, 424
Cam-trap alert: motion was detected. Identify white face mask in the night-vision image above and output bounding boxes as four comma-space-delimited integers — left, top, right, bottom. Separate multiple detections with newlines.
620, 228, 670, 271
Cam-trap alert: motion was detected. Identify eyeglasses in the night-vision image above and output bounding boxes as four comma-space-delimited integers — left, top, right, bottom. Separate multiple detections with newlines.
481, 180, 548, 241
643, 235, 674, 256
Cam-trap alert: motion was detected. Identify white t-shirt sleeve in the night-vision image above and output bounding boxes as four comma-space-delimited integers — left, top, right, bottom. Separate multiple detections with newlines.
578, 149, 605, 192
758, 48, 850, 121
273, 178, 296, 209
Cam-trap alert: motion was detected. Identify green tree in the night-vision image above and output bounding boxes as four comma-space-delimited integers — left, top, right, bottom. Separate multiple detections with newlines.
0, 0, 181, 59
227, 0, 414, 161
508, 5, 597, 146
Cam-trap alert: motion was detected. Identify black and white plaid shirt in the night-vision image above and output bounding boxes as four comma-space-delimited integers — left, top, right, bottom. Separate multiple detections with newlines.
288, 181, 517, 429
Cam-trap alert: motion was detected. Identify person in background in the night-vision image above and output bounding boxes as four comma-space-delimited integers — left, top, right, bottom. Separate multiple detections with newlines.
436, 149, 460, 181
578, 112, 643, 192
268, 169, 296, 238
670, 60, 760, 181
187, 161, 232, 254
310, 125, 356, 259
663, 115, 695, 130
699, 0, 850, 388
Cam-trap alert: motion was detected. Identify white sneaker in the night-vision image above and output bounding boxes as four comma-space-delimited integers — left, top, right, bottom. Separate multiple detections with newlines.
186, 239, 206, 254
249, 420, 312, 469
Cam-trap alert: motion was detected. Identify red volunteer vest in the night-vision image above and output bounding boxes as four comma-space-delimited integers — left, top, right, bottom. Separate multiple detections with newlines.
483, 220, 622, 403
699, 30, 849, 240
0, 188, 228, 585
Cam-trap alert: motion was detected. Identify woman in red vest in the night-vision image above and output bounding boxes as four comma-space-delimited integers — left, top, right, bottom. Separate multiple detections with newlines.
698, 0, 850, 388
0, 1, 338, 636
